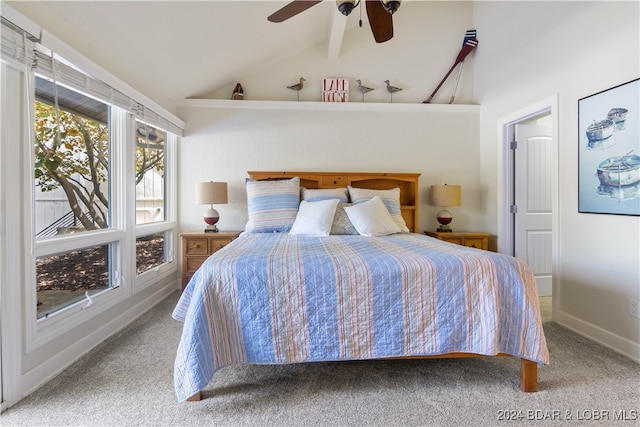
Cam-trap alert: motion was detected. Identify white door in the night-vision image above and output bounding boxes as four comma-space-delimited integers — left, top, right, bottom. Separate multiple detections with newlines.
515, 124, 553, 296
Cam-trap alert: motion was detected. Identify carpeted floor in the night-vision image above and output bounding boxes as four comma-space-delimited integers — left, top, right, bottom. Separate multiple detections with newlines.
2, 293, 639, 426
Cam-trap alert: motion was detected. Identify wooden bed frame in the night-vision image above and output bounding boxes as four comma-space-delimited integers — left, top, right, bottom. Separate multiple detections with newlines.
248, 171, 421, 232
185, 171, 538, 401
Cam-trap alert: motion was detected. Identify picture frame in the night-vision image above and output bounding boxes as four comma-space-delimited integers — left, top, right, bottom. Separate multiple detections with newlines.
578, 78, 640, 216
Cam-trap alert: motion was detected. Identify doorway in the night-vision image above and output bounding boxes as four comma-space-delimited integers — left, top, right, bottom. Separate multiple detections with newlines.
499, 96, 558, 299
513, 122, 552, 296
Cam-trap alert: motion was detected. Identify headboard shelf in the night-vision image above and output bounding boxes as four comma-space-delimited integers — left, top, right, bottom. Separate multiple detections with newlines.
247, 171, 421, 233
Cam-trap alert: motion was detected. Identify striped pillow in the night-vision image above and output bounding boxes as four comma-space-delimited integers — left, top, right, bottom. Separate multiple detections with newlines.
245, 177, 300, 233
301, 187, 349, 203
347, 186, 409, 232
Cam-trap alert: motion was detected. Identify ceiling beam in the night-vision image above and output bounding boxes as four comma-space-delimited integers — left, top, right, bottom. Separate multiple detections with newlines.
327, 7, 347, 60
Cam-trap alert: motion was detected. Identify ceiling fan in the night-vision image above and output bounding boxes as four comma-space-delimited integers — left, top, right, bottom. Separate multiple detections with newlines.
268, 0, 401, 43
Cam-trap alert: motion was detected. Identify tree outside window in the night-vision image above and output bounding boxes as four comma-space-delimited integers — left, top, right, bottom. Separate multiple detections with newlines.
135, 122, 166, 224
34, 76, 112, 317
33, 77, 169, 317
34, 99, 109, 234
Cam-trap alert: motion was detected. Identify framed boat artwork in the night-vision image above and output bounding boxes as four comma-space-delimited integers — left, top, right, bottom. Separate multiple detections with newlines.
578, 78, 640, 216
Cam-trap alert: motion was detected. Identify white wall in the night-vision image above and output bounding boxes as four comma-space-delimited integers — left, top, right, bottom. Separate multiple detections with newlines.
473, 1, 639, 360
177, 103, 481, 236
177, 1, 483, 236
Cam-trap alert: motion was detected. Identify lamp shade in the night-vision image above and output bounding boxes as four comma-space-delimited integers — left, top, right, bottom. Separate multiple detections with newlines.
430, 184, 461, 207
195, 182, 228, 205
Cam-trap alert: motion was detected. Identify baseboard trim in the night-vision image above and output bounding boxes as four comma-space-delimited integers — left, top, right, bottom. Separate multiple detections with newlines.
555, 310, 640, 363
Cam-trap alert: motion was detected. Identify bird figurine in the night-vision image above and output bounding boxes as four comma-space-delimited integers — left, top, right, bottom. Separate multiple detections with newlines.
356, 79, 374, 102
231, 83, 244, 100
287, 77, 306, 101
384, 80, 402, 103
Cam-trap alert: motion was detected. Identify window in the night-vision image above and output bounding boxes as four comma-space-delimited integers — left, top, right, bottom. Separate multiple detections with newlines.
36, 244, 112, 319
33, 75, 117, 318
135, 122, 172, 276
2, 12, 183, 404
135, 122, 166, 224
136, 232, 166, 275
34, 77, 110, 237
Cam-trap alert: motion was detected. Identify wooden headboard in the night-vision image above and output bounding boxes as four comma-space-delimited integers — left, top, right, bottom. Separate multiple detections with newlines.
247, 171, 421, 233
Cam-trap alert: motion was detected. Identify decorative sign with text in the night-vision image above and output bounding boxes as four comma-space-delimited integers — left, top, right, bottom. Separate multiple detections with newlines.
322, 78, 349, 102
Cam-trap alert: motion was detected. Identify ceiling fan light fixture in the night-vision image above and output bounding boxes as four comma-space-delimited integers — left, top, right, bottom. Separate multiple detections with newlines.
336, 0, 358, 16
381, 0, 401, 14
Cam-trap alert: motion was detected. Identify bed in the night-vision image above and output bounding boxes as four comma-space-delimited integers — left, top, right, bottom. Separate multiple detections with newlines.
173, 171, 549, 402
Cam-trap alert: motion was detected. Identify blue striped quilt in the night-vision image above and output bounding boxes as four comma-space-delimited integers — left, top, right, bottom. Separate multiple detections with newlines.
173, 233, 549, 401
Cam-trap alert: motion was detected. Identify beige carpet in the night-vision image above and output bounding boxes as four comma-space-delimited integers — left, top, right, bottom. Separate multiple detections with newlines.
539, 296, 551, 322
2, 292, 638, 426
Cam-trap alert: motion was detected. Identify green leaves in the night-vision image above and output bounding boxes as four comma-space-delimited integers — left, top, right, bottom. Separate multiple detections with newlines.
44, 155, 62, 171
34, 100, 110, 229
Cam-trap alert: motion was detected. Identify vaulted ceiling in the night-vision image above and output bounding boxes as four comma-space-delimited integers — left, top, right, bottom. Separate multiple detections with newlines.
6, 1, 394, 111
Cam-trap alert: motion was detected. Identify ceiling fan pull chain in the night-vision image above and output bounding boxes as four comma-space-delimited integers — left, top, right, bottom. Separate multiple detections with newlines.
359, 1, 363, 27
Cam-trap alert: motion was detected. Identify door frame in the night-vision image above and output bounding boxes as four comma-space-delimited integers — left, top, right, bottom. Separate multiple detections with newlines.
497, 95, 559, 312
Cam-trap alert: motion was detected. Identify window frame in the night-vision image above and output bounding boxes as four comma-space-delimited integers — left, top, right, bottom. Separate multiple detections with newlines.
25, 87, 130, 351
134, 130, 177, 288
24, 81, 178, 352
1, 7, 184, 407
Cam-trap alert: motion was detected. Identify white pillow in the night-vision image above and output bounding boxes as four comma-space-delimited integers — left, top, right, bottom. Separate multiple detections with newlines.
348, 186, 409, 232
343, 196, 401, 237
289, 199, 340, 236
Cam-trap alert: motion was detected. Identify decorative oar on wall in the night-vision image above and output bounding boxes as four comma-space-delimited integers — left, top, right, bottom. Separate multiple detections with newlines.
423, 30, 478, 104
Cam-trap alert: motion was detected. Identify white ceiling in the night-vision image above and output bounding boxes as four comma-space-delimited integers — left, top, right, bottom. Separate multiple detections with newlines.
6, 1, 387, 112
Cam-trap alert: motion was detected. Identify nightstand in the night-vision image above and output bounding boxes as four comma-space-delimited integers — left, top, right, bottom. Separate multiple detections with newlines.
424, 231, 490, 251
180, 231, 241, 289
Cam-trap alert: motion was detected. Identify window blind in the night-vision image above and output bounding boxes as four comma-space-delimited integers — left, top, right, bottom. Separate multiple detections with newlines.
1, 16, 36, 68
1, 17, 184, 136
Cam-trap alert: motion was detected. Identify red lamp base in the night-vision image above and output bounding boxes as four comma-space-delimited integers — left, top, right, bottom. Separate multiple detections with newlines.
204, 207, 220, 233
436, 209, 454, 232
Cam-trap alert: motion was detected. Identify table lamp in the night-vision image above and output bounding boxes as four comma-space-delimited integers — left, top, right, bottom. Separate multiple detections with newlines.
430, 184, 461, 232
195, 181, 228, 232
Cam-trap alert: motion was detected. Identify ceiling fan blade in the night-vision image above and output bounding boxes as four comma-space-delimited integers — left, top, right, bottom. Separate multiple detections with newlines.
268, 1, 323, 23
366, 0, 393, 43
